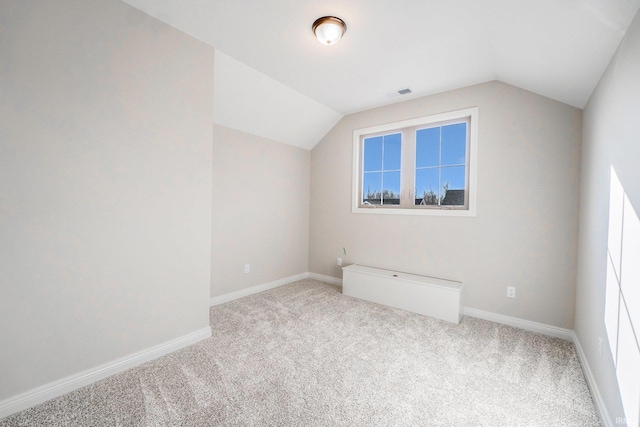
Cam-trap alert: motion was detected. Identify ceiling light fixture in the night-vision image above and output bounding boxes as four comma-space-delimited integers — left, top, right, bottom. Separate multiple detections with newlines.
312, 16, 347, 45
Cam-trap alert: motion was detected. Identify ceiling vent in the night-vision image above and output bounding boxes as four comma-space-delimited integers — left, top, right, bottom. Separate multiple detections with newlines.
397, 88, 412, 95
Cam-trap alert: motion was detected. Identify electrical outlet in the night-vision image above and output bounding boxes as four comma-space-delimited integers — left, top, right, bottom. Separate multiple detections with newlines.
244, 264, 250, 273
337, 258, 342, 266
598, 337, 603, 359
507, 287, 516, 298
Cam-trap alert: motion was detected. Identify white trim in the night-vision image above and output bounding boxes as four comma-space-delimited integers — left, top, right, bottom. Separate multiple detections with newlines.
343, 264, 462, 324
307, 272, 343, 286
572, 332, 613, 427
0, 327, 211, 420
0, 284, 610, 425
463, 308, 611, 425
463, 307, 573, 341
209, 272, 309, 306
352, 107, 478, 217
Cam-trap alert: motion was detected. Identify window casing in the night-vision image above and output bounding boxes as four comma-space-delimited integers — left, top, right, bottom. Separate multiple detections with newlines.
352, 107, 478, 216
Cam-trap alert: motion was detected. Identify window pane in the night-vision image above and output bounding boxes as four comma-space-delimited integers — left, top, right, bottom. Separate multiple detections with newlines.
363, 171, 382, 205
383, 133, 401, 170
441, 166, 465, 206
416, 127, 440, 168
363, 136, 383, 171
382, 171, 400, 205
441, 123, 466, 166
354, 108, 476, 214
415, 168, 439, 205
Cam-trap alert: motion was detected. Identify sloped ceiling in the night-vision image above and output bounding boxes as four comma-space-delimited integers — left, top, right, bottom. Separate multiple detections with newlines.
213, 51, 342, 150
123, 0, 640, 149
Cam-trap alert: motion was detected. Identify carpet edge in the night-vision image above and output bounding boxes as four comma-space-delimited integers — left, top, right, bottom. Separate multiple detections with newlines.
307, 272, 343, 286
0, 326, 212, 420
573, 332, 613, 427
210, 272, 310, 306
463, 307, 574, 341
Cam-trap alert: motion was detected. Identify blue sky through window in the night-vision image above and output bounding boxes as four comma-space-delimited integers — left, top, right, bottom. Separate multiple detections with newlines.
383, 133, 401, 169
441, 166, 465, 190
363, 171, 381, 198
415, 122, 467, 204
441, 123, 466, 165
363, 136, 382, 171
416, 127, 439, 168
415, 168, 439, 198
363, 133, 402, 204
383, 171, 400, 199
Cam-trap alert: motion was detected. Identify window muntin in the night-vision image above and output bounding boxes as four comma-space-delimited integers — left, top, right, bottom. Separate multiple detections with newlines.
352, 107, 477, 216
415, 121, 469, 207
362, 133, 401, 205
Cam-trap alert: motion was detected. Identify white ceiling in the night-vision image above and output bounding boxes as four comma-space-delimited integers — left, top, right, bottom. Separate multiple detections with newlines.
213, 51, 342, 150
123, 0, 640, 149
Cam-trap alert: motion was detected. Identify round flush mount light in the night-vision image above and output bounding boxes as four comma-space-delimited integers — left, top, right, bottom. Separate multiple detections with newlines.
312, 16, 347, 45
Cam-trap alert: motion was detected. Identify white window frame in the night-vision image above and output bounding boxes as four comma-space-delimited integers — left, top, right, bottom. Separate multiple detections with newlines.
352, 107, 478, 216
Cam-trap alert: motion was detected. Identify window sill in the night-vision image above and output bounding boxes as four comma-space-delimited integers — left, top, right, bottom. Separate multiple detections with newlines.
352, 206, 476, 217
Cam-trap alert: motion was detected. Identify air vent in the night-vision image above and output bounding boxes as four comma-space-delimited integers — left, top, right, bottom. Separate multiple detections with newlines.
397, 88, 412, 95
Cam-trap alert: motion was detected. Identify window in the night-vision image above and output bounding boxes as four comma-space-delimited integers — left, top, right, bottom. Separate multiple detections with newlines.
362, 133, 402, 205
352, 107, 478, 216
415, 122, 467, 207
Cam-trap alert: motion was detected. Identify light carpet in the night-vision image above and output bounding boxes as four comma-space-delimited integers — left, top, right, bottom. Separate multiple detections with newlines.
0, 279, 600, 426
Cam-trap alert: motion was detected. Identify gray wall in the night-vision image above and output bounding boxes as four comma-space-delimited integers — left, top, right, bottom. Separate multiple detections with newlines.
310, 81, 582, 329
211, 125, 310, 297
0, 0, 214, 400
575, 9, 640, 425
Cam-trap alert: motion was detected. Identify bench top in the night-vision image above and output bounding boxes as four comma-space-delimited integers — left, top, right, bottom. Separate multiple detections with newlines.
342, 264, 463, 291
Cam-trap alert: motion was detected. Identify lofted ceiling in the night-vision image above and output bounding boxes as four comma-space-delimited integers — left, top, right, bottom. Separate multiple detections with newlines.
123, 0, 640, 149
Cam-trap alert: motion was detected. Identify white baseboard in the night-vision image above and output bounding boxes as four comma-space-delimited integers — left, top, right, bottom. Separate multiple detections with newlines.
0, 326, 211, 420
572, 332, 612, 427
1, 281, 606, 424
210, 272, 309, 306
463, 307, 574, 341
463, 308, 610, 425
307, 272, 343, 286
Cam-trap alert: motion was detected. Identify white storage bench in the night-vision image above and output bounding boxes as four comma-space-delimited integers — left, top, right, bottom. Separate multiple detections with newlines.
342, 264, 464, 323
